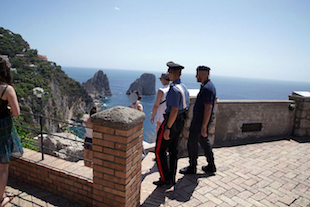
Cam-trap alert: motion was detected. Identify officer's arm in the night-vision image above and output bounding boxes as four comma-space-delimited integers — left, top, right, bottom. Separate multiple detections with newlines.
163, 106, 178, 140
201, 103, 212, 137
167, 106, 178, 128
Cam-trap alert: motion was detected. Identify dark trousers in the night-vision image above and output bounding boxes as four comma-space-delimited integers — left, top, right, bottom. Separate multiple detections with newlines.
155, 115, 185, 183
187, 129, 215, 167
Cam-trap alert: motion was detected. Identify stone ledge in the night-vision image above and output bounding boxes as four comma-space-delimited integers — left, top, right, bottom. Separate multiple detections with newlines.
217, 100, 295, 104
91, 106, 145, 130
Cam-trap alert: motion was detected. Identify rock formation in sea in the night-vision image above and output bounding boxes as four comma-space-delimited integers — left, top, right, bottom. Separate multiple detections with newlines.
82, 70, 112, 99
126, 73, 156, 95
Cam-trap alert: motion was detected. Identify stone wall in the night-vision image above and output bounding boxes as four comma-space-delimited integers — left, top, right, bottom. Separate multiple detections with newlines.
215, 100, 295, 144
178, 89, 296, 154
289, 95, 310, 137
178, 90, 217, 156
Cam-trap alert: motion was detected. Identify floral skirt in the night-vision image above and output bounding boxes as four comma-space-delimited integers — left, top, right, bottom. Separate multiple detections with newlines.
0, 115, 23, 163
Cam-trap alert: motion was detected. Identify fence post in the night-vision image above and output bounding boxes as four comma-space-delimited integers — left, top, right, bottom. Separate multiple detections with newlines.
91, 106, 145, 207
40, 97, 44, 160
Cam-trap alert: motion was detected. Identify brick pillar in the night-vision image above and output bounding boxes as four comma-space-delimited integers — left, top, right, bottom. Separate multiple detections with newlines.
91, 106, 145, 207
289, 94, 310, 137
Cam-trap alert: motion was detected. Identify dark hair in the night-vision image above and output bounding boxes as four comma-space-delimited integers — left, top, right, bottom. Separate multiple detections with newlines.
0, 55, 12, 85
131, 90, 141, 100
90, 105, 97, 116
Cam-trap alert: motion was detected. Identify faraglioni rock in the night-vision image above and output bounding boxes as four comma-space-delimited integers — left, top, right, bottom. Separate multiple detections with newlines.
126, 73, 156, 95
82, 70, 112, 99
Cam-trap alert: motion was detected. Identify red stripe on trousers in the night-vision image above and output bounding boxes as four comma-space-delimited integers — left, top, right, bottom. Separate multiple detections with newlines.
156, 121, 166, 181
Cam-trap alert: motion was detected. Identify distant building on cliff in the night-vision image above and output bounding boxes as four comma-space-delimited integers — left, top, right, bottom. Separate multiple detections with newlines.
38, 54, 48, 61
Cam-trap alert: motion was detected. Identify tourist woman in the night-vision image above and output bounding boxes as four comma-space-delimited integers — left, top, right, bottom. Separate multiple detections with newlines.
151, 72, 170, 132
128, 90, 143, 112
83, 105, 97, 167
0, 55, 23, 206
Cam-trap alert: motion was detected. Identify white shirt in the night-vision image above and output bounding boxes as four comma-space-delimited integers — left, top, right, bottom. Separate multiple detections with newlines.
157, 85, 169, 123
83, 118, 93, 138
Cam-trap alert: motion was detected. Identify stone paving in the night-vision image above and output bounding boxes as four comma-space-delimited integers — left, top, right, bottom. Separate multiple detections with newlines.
4, 179, 82, 207
3, 137, 310, 207
141, 138, 310, 207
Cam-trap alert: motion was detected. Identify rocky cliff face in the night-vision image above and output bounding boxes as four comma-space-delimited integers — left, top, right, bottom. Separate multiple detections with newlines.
82, 70, 112, 99
126, 73, 156, 95
0, 27, 93, 131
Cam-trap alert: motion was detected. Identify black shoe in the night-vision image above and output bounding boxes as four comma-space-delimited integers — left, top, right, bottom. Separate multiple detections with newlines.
179, 166, 197, 174
202, 164, 216, 173
153, 179, 172, 186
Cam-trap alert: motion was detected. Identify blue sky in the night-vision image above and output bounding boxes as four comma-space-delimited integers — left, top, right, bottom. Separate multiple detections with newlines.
1, 0, 309, 82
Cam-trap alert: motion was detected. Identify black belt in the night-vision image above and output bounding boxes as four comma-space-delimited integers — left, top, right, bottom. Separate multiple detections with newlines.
164, 111, 187, 120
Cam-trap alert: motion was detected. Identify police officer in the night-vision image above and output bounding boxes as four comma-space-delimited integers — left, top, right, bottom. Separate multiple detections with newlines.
179, 65, 216, 175
153, 61, 189, 186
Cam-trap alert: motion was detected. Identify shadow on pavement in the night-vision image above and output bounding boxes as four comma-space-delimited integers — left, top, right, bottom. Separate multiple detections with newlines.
5, 178, 82, 207
141, 172, 215, 206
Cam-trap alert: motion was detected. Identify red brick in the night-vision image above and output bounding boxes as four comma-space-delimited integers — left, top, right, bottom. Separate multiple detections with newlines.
92, 131, 103, 139
103, 186, 125, 197
114, 195, 126, 203
115, 129, 132, 137
115, 157, 126, 165
93, 194, 104, 202
104, 174, 126, 185
104, 148, 127, 158
103, 161, 125, 171
102, 140, 115, 148
92, 145, 103, 152
115, 171, 126, 178
115, 183, 126, 191
115, 143, 127, 151
92, 157, 103, 165
93, 171, 103, 179
92, 125, 115, 134
104, 134, 127, 144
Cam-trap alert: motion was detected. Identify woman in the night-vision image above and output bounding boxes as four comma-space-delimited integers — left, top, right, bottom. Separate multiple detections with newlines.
83, 105, 97, 167
151, 73, 170, 132
128, 90, 143, 112
0, 55, 23, 206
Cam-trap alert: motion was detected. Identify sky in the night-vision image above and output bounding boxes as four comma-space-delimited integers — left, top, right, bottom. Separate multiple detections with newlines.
1, 0, 310, 82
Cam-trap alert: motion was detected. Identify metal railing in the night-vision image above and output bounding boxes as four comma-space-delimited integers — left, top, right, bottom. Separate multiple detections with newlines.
14, 110, 92, 163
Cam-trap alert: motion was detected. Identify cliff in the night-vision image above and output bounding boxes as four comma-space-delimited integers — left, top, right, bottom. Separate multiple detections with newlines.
126, 73, 156, 95
82, 70, 112, 99
0, 27, 93, 131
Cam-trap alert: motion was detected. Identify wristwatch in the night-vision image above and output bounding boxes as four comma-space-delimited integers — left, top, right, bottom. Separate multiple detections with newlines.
165, 125, 171, 130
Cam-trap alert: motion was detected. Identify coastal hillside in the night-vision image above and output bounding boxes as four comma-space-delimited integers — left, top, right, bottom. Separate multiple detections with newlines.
0, 27, 93, 131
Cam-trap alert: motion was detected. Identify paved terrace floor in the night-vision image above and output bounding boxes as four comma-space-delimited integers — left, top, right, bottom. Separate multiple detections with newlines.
4, 137, 310, 207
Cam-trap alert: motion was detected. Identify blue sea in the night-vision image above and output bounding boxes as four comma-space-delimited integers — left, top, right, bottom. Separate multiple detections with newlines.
63, 67, 310, 143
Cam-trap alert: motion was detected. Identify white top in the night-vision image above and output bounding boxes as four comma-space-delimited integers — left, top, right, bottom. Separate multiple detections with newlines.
157, 85, 170, 123
129, 101, 143, 111
83, 118, 93, 138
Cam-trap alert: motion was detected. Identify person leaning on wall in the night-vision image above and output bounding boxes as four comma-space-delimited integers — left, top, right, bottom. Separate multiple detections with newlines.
83, 105, 97, 167
128, 90, 143, 112
0, 55, 23, 206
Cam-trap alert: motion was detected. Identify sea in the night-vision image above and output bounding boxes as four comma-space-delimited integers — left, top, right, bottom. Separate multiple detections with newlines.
63, 67, 310, 143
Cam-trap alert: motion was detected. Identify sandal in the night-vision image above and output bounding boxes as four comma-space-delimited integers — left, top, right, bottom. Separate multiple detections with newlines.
1, 194, 15, 206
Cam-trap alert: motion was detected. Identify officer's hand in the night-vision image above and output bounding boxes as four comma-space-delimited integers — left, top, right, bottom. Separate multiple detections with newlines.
164, 129, 170, 140
201, 126, 207, 138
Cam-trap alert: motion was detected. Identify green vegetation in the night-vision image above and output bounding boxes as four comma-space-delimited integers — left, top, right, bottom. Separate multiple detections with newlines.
0, 27, 30, 57
0, 27, 93, 150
